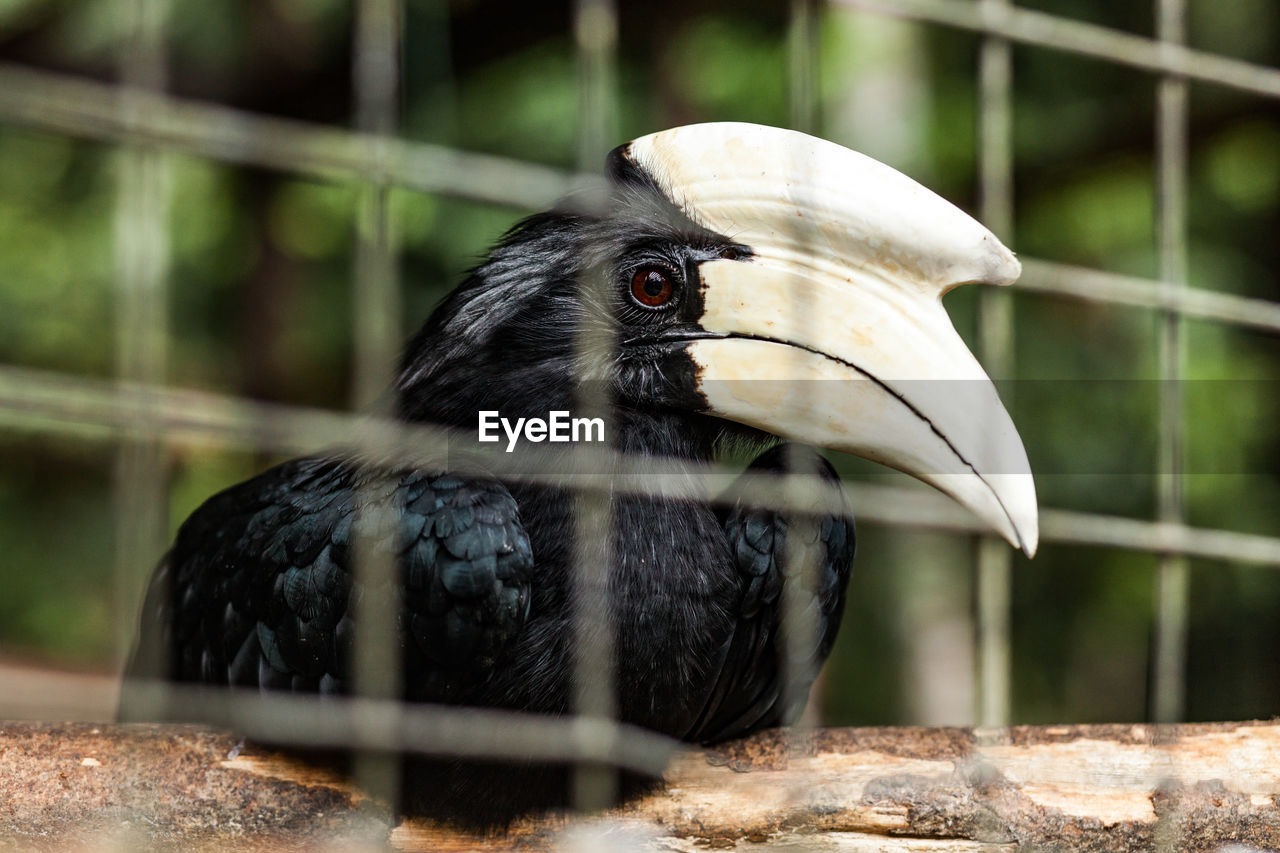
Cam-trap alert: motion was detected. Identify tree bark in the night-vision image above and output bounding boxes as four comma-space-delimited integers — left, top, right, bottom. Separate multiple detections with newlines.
2, 721, 1278, 851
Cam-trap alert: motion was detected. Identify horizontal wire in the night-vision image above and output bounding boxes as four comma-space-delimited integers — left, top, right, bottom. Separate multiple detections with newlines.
1020, 259, 1280, 336
0, 363, 831, 509
121, 680, 676, 775
2, 364, 1279, 567
1, 65, 1276, 337
0, 62, 586, 211
834, 0, 1280, 100
850, 482, 1280, 568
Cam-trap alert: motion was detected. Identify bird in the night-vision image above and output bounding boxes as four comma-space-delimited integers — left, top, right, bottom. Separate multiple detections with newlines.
122, 122, 1037, 826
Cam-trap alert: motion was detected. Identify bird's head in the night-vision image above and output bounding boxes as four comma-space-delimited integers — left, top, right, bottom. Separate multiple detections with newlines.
399, 122, 1037, 556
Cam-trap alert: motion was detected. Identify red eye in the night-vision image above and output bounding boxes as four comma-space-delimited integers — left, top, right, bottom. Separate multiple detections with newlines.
630, 267, 675, 308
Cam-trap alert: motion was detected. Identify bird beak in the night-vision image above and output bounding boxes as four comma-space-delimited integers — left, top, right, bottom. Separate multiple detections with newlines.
620, 122, 1038, 556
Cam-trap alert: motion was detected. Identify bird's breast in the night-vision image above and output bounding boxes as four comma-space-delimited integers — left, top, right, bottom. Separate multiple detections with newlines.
501, 484, 740, 739
608, 493, 740, 736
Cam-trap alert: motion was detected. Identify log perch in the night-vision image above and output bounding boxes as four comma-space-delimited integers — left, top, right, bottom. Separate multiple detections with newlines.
2, 721, 1279, 851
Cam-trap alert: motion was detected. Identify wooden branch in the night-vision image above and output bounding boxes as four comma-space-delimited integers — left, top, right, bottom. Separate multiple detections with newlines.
3, 721, 1279, 851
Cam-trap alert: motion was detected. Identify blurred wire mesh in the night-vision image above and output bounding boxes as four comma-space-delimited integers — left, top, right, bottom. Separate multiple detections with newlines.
0, 0, 1279, 835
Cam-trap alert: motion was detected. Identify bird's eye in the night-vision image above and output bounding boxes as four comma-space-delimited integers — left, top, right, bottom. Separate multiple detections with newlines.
629, 267, 676, 308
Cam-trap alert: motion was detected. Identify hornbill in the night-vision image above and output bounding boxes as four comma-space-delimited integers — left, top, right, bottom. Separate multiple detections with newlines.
123, 122, 1037, 825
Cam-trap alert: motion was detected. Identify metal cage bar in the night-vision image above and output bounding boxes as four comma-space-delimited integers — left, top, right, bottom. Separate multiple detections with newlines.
0, 63, 579, 211
5, 65, 1280, 333
834, 0, 1280, 100
6, 365, 1280, 566
1151, 0, 1191, 728
777, 0, 825, 786
124, 679, 677, 773
569, 0, 623, 814
975, 0, 1015, 733
349, 0, 406, 808
111, 0, 171, 677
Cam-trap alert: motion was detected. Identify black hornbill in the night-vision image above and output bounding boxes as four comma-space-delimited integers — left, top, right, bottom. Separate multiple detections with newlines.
123, 122, 1037, 824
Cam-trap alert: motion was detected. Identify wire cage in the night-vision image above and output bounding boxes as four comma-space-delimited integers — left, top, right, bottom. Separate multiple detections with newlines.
2, 0, 1280, 846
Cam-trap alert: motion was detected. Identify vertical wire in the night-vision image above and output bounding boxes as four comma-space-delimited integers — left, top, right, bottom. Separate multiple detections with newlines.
353, 0, 403, 411
1152, 8, 1189, 851
350, 0, 404, 810
976, 0, 1014, 734
575, 0, 618, 172
113, 0, 171, 681
780, 0, 824, 769
1151, 0, 1190, 730
789, 0, 820, 135
571, 0, 620, 813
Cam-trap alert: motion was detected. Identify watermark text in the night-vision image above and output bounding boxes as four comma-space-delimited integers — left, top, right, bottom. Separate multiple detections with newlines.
478, 410, 605, 452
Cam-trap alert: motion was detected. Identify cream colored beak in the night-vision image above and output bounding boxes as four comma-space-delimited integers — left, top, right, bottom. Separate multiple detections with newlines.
624, 122, 1038, 556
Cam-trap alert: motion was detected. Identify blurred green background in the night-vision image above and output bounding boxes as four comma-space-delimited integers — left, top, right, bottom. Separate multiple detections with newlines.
1, 0, 1279, 726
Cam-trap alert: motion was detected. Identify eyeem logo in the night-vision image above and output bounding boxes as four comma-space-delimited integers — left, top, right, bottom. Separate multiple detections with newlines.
478, 411, 606, 452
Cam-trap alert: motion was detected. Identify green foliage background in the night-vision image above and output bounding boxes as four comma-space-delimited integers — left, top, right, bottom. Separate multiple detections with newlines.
1, 0, 1278, 726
